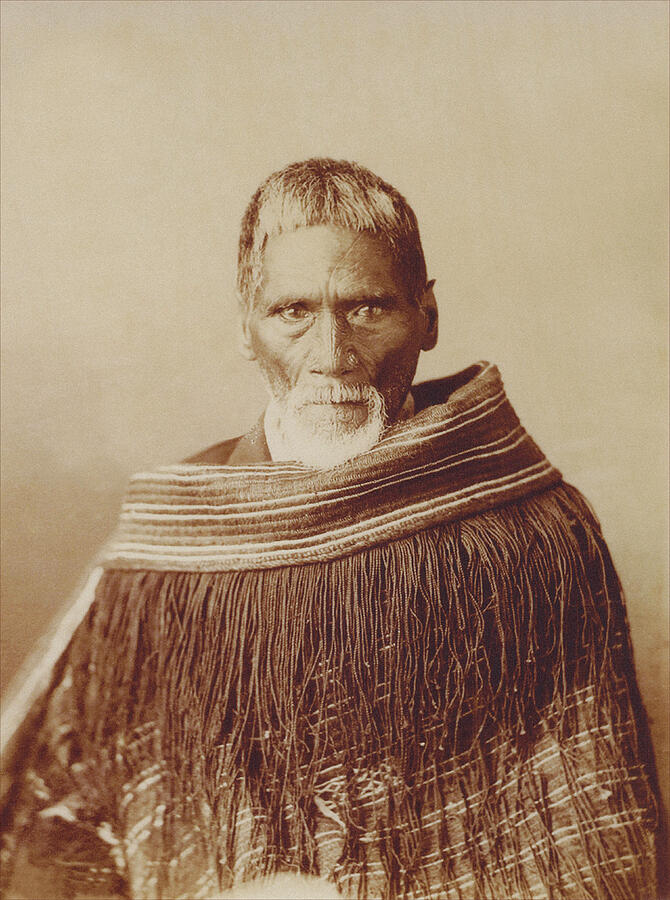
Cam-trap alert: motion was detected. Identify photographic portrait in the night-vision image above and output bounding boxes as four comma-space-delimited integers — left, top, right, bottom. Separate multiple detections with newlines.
1, 3, 667, 898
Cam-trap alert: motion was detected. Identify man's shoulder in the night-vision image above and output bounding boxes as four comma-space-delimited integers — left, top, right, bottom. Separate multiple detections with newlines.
183, 436, 243, 465
182, 416, 271, 466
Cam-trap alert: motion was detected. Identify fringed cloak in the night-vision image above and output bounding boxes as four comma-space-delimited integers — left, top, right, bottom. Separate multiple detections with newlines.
0, 362, 661, 900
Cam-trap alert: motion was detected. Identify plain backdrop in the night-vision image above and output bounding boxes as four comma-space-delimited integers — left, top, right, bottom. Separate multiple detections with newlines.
2, 0, 668, 815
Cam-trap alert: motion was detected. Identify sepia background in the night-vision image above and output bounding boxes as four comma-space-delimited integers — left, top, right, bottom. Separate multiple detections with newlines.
2, 0, 668, 816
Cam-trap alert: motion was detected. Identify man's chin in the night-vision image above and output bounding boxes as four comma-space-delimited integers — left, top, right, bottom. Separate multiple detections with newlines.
299, 402, 369, 432
278, 409, 386, 469
289, 432, 380, 469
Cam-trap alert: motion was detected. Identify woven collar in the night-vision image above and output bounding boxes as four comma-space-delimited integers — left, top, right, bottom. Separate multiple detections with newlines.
102, 362, 562, 572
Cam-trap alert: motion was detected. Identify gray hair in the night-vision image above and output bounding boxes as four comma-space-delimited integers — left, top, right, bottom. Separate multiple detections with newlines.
237, 158, 428, 307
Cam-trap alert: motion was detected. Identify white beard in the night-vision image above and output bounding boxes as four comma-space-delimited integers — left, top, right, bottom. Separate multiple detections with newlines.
264, 382, 387, 469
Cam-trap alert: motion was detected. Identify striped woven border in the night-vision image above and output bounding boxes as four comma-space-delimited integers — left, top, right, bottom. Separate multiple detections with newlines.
102, 363, 562, 571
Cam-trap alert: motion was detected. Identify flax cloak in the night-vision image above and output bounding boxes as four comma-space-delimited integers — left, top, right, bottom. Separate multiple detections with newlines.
0, 362, 661, 900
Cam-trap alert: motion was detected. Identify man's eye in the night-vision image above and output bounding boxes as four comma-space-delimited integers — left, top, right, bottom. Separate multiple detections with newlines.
352, 303, 386, 320
278, 304, 309, 321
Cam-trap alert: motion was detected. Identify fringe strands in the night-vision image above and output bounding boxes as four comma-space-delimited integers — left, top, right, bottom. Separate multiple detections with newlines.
52, 482, 659, 899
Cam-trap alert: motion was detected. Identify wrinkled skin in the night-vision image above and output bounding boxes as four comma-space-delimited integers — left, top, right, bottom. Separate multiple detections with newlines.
240, 225, 438, 427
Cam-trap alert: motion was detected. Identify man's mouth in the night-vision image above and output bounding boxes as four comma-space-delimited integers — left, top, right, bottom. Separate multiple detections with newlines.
293, 384, 372, 407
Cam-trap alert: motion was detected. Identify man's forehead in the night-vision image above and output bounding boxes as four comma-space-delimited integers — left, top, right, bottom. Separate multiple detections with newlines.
260, 225, 402, 298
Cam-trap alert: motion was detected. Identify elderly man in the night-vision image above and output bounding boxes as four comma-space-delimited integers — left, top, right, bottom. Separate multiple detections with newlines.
1, 159, 661, 899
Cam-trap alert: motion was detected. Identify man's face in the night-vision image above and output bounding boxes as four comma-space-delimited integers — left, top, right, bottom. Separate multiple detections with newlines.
242, 225, 435, 435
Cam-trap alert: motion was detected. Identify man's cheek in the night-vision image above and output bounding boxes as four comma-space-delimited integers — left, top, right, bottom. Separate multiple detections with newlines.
255, 352, 292, 398
355, 327, 415, 365
365, 341, 416, 383
351, 336, 396, 375
378, 349, 421, 406
271, 349, 307, 392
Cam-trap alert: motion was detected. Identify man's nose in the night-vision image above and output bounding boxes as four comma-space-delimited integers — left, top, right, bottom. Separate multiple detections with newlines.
308, 312, 356, 377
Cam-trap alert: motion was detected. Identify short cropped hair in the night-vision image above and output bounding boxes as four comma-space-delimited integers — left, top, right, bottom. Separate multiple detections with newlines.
237, 158, 428, 307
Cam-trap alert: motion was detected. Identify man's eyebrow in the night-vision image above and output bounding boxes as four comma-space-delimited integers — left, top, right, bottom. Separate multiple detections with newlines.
265, 294, 320, 309
338, 293, 398, 307
267, 290, 399, 306
353, 288, 408, 306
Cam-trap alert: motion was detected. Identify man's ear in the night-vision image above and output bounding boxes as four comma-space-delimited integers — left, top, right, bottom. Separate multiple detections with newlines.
419, 279, 438, 351
236, 293, 257, 361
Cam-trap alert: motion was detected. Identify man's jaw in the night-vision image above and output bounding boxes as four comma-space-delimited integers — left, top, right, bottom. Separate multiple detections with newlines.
265, 382, 388, 468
